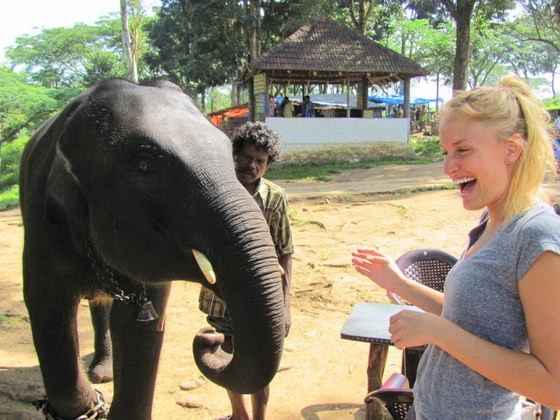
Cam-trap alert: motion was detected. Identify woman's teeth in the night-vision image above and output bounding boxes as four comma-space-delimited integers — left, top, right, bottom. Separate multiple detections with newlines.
454, 177, 476, 192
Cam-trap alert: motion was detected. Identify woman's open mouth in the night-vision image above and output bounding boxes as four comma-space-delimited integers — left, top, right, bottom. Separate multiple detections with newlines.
454, 177, 477, 193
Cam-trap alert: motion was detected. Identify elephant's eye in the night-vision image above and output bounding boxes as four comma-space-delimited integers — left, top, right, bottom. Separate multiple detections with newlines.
138, 159, 153, 172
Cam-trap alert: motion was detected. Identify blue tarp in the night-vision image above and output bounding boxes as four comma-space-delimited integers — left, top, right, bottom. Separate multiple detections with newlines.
368, 95, 443, 106
274, 94, 443, 109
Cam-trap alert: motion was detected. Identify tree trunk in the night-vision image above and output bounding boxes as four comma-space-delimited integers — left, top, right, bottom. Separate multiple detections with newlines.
453, 15, 471, 92
120, 0, 138, 84
349, 0, 374, 35
246, 0, 261, 61
441, 0, 476, 93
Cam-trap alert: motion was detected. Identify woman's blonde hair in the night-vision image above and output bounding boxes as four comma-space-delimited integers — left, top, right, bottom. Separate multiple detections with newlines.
438, 74, 556, 223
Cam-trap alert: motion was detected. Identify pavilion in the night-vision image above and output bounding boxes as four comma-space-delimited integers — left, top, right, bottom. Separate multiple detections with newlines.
244, 15, 429, 147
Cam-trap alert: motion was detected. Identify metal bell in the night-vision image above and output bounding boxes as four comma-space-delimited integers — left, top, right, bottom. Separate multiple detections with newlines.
136, 300, 159, 322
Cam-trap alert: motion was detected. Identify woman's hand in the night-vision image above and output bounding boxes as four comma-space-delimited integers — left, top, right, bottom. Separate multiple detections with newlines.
389, 309, 444, 349
351, 247, 405, 293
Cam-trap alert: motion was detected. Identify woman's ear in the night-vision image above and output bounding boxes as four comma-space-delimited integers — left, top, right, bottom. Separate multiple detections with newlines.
505, 134, 524, 164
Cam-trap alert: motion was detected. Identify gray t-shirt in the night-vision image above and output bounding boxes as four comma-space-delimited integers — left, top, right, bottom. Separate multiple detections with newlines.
414, 202, 560, 419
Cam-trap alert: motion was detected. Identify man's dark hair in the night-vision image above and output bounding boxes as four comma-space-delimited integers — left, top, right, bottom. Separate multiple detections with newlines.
232, 122, 281, 163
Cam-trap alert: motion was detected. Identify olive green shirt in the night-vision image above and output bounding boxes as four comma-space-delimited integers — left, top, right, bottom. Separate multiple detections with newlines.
199, 177, 293, 317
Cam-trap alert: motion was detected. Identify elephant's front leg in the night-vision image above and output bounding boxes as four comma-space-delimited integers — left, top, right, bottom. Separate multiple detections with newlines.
88, 297, 113, 383
108, 282, 171, 419
25, 280, 99, 418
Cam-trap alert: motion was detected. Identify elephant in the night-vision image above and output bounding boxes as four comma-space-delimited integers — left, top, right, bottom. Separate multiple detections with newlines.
19, 79, 286, 419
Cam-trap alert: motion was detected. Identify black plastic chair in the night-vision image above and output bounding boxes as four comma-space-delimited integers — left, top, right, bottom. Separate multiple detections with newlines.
367, 374, 549, 420
391, 249, 458, 387
365, 373, 413, 420
388, 248, 458, 305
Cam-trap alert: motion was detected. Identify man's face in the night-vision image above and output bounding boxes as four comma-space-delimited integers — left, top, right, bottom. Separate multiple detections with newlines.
235, 143, 270, 190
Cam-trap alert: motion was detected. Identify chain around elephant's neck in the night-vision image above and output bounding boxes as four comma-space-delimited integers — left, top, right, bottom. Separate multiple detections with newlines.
84, 237, 147, 307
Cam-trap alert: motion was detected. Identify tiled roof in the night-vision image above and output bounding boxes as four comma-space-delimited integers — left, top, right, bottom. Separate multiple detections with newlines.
249, 15, 428, 85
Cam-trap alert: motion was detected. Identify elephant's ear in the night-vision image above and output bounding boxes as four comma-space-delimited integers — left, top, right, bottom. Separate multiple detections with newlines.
43, 86, 93, 251
45, 153, 89, 252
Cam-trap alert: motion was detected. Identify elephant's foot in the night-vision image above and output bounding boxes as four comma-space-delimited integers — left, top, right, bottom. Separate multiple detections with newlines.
88, 356, 113, 383
33, 388, 109, 419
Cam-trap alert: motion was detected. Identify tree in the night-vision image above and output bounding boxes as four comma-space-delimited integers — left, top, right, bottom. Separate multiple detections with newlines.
467, 21, 509, 88
5, 20, 128, 89
121, 0, 152, 83
0, 67, 72, 145
517, 0, 560, 53
513, 0, 560, 94
121, 0, 138, 83
440, 0, 514, 92
349, 0, 374, 34
146, 0, 247, 102
146, 0, 316, 105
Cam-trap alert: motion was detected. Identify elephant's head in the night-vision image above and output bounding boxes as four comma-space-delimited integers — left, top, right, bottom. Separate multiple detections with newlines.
44, 79, 285, 393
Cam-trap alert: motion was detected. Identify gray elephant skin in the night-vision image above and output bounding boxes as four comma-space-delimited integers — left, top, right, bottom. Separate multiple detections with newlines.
19, 79, 285, 419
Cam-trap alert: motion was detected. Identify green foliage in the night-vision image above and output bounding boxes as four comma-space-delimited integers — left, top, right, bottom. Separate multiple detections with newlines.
0, 185, 19, 210
146, 0, 247, 94
409, 136, 443, 161
0, 135, 25, 209
6, 22, 120, 88
0, 67, 71, 144
4, 15, 156, 90
543, 97, 560, 111
146, 0, 324, 95
1, 135, 26, 186
386, 18, 455, 81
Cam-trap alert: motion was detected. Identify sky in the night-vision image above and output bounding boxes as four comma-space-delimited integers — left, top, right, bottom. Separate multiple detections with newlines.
0, 0, 161, 61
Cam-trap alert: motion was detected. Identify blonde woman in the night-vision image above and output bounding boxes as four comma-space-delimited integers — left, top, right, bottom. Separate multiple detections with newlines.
352, 75, 560, 419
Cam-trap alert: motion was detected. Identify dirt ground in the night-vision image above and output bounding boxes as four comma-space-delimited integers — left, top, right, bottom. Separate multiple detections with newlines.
1, 162, 559, 420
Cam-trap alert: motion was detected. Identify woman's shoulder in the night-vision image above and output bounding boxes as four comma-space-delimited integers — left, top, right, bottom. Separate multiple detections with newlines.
511, 202, 560, 243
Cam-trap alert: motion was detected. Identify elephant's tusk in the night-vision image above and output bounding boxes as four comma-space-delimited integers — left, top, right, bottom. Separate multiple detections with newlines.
192, 249, 216, 284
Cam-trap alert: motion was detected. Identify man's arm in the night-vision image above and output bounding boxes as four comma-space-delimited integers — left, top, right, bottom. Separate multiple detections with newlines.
279, 253, 292, 335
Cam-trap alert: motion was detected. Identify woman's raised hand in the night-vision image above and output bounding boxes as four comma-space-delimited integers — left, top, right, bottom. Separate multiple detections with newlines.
351, 247, 405, 293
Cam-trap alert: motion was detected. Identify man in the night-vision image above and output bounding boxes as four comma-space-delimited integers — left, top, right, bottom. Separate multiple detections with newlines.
282, 96, 294, 118
303, 95, 315, 118
268, 95, 277, 117
199, 121, 293, 420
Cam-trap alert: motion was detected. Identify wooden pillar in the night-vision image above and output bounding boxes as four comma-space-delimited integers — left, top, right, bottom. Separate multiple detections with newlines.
403, 77, 411, 119
249, 77, 255, 122
361, 75, 369, 109
346, 73, 351, 118
366, 344, 389, 419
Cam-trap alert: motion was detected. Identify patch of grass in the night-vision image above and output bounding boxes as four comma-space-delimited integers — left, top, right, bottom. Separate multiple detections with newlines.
338, 195, 356, 202
0, 313, 28, 327
291, 218, 312, 227
267, 143, 436, 181
392, 188, 410, 195
410, 136, 442, 161
268, 159, 431, 181
0, 185, 19, 210
289, 209, 311, 227
398, 205, 409, 216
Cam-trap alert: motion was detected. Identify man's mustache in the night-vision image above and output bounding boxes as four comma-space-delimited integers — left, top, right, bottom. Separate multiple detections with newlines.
240, 169, 257, 177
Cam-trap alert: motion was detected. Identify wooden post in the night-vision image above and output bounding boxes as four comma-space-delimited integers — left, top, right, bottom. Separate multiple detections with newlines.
365, 343, 389, 420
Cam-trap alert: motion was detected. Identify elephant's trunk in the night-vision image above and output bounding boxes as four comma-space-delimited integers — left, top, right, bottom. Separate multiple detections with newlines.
190, 180, 285, 394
